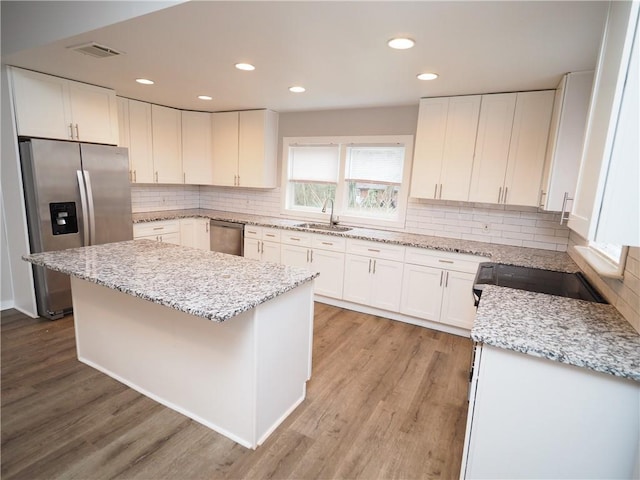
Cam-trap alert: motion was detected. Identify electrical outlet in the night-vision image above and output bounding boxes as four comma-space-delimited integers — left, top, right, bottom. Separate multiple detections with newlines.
482, 223, 490, 232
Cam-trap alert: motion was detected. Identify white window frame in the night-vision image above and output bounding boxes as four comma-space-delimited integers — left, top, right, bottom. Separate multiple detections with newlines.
574, 241, 628, 279
281, 135, 414, 229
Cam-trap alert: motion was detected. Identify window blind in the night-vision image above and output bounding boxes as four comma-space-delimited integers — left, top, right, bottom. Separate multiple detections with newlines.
289, 145, 340, 183
345, 146, 405, 184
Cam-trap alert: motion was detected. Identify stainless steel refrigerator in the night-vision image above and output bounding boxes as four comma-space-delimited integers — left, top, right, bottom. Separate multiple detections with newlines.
19, 138, 133, 320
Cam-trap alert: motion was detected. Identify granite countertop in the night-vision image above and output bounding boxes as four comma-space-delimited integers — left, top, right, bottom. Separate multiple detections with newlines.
132, 209, 579, 273
473, 285, 640, 382
23, 240, 318, 322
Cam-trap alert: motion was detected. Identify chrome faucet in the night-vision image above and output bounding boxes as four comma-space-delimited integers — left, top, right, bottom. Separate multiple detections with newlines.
321, 198, 338, 226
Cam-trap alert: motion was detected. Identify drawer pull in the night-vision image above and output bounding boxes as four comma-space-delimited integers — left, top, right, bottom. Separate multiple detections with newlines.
247, 230, 257, 234
367, 248, 380, 253
153, 227, 164, 231
438, 259, 454, 264
265, 234, 275, 238
290, 237, 301, 241
321, 242, 333, 246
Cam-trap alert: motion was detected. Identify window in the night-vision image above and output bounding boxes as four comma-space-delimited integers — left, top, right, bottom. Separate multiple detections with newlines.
282, 136, 413, 227
575, 240, 628, 279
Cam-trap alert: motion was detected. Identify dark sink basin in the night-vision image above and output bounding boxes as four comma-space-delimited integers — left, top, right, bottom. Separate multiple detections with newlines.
295, 223, 352, 232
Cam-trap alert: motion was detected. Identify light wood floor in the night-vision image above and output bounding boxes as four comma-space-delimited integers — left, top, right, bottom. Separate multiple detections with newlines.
1, 303, 472, 479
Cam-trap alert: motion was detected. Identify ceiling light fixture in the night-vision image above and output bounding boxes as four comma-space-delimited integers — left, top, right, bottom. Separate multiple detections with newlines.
136, 78, 154, 85
198, 95, 213, 100
235, 63, 255, 71
289, 86, 306, 93
417, 72, 439, 81
388, 37, 415, 50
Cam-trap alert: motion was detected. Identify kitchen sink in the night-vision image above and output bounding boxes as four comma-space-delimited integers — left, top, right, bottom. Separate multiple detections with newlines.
295, 222, 353, 232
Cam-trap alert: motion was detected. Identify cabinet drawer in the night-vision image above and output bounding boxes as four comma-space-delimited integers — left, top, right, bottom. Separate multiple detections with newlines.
346, 239, 405, 261
262, 228, 281, 242
281, 230, 313, 247
244, 225, 262, 239
312, 234, 346, 252
404, 247, 485, 274
133, 220, 180, 238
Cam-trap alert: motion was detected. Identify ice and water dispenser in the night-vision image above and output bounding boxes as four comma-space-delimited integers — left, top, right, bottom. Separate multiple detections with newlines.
49, 202, 78, 236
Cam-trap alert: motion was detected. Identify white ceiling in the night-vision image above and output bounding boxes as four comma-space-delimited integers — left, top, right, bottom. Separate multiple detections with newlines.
2, 1, 609, 113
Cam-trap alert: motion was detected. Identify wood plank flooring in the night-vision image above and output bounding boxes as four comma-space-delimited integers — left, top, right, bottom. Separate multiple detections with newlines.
1, 303, 472, 479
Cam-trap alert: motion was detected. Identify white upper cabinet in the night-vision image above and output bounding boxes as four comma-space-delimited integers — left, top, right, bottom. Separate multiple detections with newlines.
182, 111, 213, 185
117, 97, 154, 183
238, 109, 278, 188
503, 90, 555, 207
411, 95, 481, 201
469, 91, 554, 206
211, 111, 240, 187
569, 1, 639, 246
212, 109, 278, 188
469, 93, 517, 204
10, 67, 118, 145
540, 72, 594, 212
151, 104, 183, 184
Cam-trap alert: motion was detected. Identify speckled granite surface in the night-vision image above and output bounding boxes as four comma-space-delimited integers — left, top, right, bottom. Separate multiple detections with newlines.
23, 240, 318, 322
473, 285, 640, 382
132, 209, 579, 273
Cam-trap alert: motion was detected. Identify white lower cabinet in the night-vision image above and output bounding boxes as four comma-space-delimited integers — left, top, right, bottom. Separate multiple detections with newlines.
462, 344, 640, 479
133, 220, 181, 245
244, 226, 281, 263
281, 232, 346, 299
343, 239, 405, 312
179, 218, 210, 251
400, 247, 483, 329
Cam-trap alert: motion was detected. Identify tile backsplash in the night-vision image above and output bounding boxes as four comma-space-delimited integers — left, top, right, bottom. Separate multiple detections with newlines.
131, 184, 571, 251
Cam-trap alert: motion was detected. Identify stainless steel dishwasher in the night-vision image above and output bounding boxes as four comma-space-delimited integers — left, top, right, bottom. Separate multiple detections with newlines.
209, 220, 244, 256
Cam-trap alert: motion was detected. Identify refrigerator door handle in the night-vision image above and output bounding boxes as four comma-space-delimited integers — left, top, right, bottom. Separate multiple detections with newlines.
83, 170, 97, 246
77, 170, 90, 246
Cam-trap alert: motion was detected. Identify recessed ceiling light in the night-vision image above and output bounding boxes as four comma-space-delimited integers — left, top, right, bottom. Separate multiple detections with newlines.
417, 72, 439, 81
235, 63, 255, 71
289, 86, 306, 93
198, 95, 213, 100
388, 37, 415, 50
135, 78, 154, 85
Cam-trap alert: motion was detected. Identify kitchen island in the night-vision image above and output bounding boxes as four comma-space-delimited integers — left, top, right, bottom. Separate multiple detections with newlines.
23, 240, 318, 449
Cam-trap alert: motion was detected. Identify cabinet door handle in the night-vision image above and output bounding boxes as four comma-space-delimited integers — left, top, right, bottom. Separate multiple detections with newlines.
440, 270, 444, 286
183, 172, 186, 183
129, 170, 132, 182
372, 259, 376, 274
498, 187, 503, 204
306, 249, 309, 262
257, 241, 260, 253
310, 250, 313, 263
503, 187, 508, 204
69, 123, 74, 139
155, 171, 158, 183
206, 223, 209, 233
75, 124, 80, 140
133, 170, 137, 183
159, 235, 163, 242
439, 184, 443, 199
445, 271, 449, 287
539, 190, 546, 208
560, 192, 573, 225
368, 259, 372, 273
434, 183, 438, 199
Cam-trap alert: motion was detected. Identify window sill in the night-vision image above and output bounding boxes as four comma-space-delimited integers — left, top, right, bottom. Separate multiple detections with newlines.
574, 246, 624, 279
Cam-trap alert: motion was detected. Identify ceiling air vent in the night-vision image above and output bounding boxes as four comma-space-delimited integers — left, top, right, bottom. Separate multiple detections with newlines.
69, 42, 123, 58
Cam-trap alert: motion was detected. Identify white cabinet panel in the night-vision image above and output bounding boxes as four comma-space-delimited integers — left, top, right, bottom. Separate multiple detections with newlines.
311, 248, 345, 299
10, 67, 118, 144
261, 241, 281, 263
182, 111, 213, 185
212, 111, 239, 186
244, 237, 261, 260
343, 254, 373, 306
128, 100, 154, 184
244, 226, 281, 263
180, 218, 210, 251
503, 91, 555, 207
400, 264, 444, 320
569, 1, 639, 246
67, 80, 119, 145
152, 104, 183, 184
369, 258, 404, 312
281, 243, 309, 269
212, 110, 278, 188
540, 72, 594, 211
440, 270, 476, 329
469, 93, 516, 204
411, 96, 480, 201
